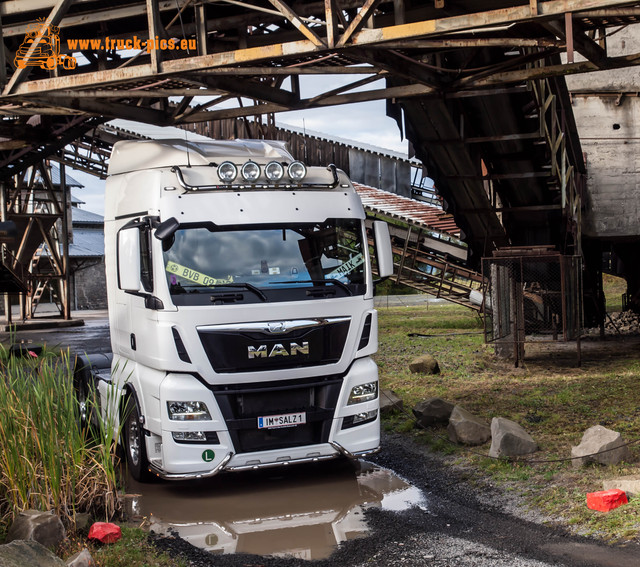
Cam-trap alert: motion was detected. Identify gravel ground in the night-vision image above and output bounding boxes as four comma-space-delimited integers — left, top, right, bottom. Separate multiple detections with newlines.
150, 432, 640, 567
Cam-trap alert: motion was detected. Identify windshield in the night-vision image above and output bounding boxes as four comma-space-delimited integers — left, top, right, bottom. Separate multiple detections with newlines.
162, 219, 367, 305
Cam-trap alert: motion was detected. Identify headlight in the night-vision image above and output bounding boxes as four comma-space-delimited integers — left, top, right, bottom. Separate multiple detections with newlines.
288, 160, 307, 181
217, 161, 237, 183
265, 161, 285, 181
172, 431, 206, 442
347, 382, 378, 405
241, 160, 260, 182
167, 401, 212, 421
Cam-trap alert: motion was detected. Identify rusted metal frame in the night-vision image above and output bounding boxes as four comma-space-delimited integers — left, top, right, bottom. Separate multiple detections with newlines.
35, 161, 63, 216
565, 13, 575, 63
267, 0, 327, 47
58, 161, 70, 319
395, 225, 412, 284
544, 15, 609, 68
347, 0, 640, 47
336, 0, 383, 48
42, 88, 225, 98
196, 2, 208, 55
200, 74, 299, 107
35, 217, 63, 276
450, 48, 560, 88
2, 0, 75, 95
0, 13, 6, 89
378, 38, 565, 49
324, 0, 338, 48
394, 0, 405, 25
1, 1, 177, 37
176, 80, 439, 122
4, 18, 638, 101
307, 74, 381, 103
146, 0, 162, 73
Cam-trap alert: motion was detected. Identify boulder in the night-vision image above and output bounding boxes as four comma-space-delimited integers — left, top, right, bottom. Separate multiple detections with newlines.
409, 354, 440, 375
488, 417, 538, 458
0, 540, 65, 567
571, 425, 631, 469
412, 397, 454, 427
603, 475, 640, 497
65, 549, 94, 567
380, 389, 404, 415
447, 406, 491, 446
5, 510, 66, 549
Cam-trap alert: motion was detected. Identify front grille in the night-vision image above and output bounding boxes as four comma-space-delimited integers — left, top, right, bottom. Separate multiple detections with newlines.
211, 375, 343, 454
198, 317, 350, 373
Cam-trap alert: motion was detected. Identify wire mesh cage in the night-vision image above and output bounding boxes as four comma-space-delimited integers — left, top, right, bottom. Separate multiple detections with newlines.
482, 248, 582, 365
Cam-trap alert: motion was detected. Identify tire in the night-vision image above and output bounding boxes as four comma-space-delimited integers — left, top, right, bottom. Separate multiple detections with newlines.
122, 393, 152, 482
73, 358, 97, 436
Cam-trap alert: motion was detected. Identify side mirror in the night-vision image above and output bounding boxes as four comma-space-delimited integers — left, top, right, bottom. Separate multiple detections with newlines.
118, 227, 141, 292
154, 217, 180, 241
373, 220, 393, 279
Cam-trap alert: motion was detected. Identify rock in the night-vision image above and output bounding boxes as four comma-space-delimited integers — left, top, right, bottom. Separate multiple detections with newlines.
5, 510, 66, 549
586, 489, 628, 513
447, 406, 491, 446
73, 513, 92, 532
603, 475, 640, 497
409, 354, 440, 375
66, 548, 95, 567
488, 417, 538, 458
0, 540, 66, 567
571, 425, 631, 468
412, 397, 454, 426
380, 389, 404, 415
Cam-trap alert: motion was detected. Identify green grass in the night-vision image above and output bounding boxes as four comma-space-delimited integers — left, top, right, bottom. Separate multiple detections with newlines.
0, 345, 120, 534
375, 300, 640, 542
60, 526, 187, 567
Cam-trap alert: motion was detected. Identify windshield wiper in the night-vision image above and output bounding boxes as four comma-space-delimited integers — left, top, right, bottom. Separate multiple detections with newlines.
270, 279, 353, 296
209, 282, 267, 302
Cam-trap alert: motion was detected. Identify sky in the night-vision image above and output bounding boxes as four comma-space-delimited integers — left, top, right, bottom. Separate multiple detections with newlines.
70, 78, 408, 215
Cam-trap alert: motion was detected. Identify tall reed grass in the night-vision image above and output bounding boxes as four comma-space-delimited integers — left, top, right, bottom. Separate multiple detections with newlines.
0, 345, 120, 533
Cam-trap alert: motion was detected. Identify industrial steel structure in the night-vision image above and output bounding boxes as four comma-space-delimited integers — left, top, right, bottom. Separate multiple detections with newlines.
2, 1, 640, 334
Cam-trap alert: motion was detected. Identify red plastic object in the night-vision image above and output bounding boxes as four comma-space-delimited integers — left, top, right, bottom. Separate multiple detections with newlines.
88, 522, 122, 544
586, 489, 628, 512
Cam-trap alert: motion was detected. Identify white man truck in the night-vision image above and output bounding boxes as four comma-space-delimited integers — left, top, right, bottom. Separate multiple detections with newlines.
75, 138, 393, 481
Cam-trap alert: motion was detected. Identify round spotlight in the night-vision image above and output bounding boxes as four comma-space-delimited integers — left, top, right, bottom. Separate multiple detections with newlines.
265, 161, 285, 181
288, 161, 307, 181
241, 160, 260, 182
217, 161, 237, 183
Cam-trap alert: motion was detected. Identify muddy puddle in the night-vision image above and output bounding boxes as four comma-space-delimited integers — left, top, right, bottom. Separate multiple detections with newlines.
124, 459, 427, 560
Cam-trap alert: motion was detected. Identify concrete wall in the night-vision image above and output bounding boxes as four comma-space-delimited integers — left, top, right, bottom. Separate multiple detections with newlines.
566, 24, 640, 240
72, 259, 107, 310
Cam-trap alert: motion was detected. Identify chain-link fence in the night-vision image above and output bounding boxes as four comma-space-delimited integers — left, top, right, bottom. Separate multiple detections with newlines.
482, 250, 582, 366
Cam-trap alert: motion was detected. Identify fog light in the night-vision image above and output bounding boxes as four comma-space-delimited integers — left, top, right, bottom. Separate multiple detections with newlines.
241, 160, 260, 182
217, 161, 237, 183
288, 160, 307, 181
167, 401, 212, 421
347, 382, 378, 405
172, 431, 206, 442
353, 409, 378, 424
265, 161, 285, 181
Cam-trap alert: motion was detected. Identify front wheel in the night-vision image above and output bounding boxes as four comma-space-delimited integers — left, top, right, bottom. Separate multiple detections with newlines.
122, 394, 152, 482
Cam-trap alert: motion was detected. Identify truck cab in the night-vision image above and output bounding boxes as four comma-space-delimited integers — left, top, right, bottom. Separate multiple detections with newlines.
97, 138, 392, 481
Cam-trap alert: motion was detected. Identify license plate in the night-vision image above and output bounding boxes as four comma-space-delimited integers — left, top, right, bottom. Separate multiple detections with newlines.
257, 412, 306, 429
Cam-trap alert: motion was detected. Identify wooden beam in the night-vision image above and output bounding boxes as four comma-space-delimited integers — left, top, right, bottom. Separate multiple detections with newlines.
336, 0, 383, 48
146, 0, 162, 74
266, 0, 326, 47
324, 0, 337, 48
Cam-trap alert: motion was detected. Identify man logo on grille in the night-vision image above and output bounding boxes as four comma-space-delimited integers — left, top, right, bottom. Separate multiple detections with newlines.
247, 342, 310, 359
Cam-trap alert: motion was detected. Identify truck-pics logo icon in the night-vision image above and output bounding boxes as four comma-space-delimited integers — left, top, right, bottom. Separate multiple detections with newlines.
15, 19, 77, 71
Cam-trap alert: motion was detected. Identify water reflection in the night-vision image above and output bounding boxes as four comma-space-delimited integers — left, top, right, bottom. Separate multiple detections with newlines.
124, 459, 426, 560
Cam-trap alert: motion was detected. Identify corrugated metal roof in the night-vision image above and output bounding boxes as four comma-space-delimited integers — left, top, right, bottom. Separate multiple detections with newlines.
72, 207, 104, 225
70, 228, 104, 258
50, 164, 83, 188
354, 183, 461, 238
